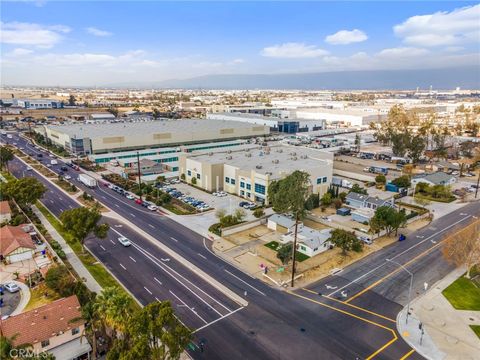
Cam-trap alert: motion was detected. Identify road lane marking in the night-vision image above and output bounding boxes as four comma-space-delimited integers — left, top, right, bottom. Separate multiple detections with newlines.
119, 263, 126, 270
300, 288, 395, 323
129, 256, 137, 263
115, 204, 120, 208
59, 208, 64, 212
130, 213, 136, 217
287, 290, 398, 359
148, 224, 155, 229
155, 297, 160, 302
100, 245, 106, 251
101, 196, 106, 199
193, 306, 244, 333
224, 269, 266, 296
399, 349, 415, 360
131, 243, 231, 315
169, 290, 208, 324
50, 200, 54, 204
110, 239, 115, 245
198, 253, 207, 259
328, 215, 472, 298
68, 205, 73, 209
144, 286, 152, 295
59, 197, 63, 201
154, 277, 162, 285
170, 237, 178, 242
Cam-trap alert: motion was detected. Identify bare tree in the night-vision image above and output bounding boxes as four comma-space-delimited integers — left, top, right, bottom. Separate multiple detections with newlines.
442, 221, 480, 278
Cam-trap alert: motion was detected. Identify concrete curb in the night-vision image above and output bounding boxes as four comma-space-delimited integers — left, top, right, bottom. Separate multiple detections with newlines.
10, 281, 30, 316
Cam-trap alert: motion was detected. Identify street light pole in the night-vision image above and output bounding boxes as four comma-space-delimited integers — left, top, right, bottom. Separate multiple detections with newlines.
475, 170, 480, 199
387, 258, 413, 324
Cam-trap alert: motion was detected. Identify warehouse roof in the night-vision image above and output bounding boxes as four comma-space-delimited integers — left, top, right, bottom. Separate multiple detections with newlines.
45, 119, 267, 139
187, 144, 333, 178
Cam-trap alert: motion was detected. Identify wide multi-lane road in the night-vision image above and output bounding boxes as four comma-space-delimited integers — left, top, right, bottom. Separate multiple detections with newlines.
5, 130, 478, 359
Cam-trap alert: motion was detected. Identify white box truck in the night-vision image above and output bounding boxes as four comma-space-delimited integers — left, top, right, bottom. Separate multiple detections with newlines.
50, 159, 58, 165
78, 173, 97, 188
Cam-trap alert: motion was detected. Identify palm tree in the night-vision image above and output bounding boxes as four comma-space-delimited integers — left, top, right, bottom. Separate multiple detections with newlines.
94, 287, 132, 339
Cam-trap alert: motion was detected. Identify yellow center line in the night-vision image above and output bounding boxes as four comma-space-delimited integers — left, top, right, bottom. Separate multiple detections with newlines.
399, 349, 416, 360
287, 290, 398, 359
299, 288, 396, 323
346, 238, 445, 304
345, 219, 478, 304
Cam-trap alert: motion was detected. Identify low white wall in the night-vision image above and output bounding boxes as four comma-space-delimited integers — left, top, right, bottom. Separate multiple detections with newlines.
221, 217, 267, 236
333, 169, 375, 182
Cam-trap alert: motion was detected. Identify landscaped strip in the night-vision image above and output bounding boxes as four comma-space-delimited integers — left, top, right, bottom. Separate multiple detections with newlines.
442, 276, 480, 311
36, 201, 140, 309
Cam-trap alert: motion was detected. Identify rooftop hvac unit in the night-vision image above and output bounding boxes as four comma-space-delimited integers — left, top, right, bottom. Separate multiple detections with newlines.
226, 156, 233, 160
290, 152, 296, 156
264, 151, 270, 155
245, 153, 252, 157
265, 172, 273, 176
208, 152, 213, 156
291, 156, 298, 161
227, 150, 232, 154
256, 165, 263, 169
272, 159, 279, 164
277, 149, 283, 153
301, 155, 308, 159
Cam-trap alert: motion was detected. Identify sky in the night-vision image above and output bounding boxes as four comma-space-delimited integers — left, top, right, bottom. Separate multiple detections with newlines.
1, 1, 479, 86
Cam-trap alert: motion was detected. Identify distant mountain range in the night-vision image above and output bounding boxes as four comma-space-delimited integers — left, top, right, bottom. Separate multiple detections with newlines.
115, 66, 479, 90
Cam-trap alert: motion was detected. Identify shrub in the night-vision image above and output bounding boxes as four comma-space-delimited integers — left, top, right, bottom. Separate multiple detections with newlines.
45, 265, 76, 297
305, 193, 320, 210
253, 208, 265, 218
333, 198, 343, 209
208, 223, 222, 236
10, 214, 27, 226
180, 173, 186, 180
191, 177, 197, 185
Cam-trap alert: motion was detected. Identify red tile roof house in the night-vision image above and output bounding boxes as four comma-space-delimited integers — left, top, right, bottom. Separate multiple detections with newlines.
0, 225, 36, 263
0, 200, 12, 223
0, 295, 91, 360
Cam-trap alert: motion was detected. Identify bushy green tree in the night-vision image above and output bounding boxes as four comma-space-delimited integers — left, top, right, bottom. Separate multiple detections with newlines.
391, 175, 411, 188
304, 193, 319, 210
320, 192, 332, 207
350, 184, 368, 195
328, 229, 363, 255
60, 207, 109, 250
277, 243, 293, 265
0, 146, 14, 171
4, 177, 46, 208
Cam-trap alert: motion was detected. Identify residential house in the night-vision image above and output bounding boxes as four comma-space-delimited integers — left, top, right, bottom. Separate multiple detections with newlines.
281, 227, 333, 257
0, 224, 35, 263
0, 295, 90, 360
411, 172, 456, 187
267, 214, 303, 234
0, 200, 12, 223
351, 208, 376, 224
345, 192, 394, 211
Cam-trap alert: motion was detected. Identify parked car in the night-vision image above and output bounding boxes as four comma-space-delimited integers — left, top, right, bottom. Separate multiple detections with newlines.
126, 194, 134, 200
141, 201, 150, 207
147, 204, 158, 211
4, 283, 20, 293
135, 199, 142, 204
26, 166, 32, 171
64, 175, 72, 180
60, 166, 68, 171
398, 234, 406, 241
239, 201, 250, 207
118, 236, 132, 247
358, 236, 372, 245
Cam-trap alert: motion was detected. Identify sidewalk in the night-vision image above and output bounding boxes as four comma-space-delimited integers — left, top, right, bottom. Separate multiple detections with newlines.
398, 267, 480, 360
32, 205, 103, 294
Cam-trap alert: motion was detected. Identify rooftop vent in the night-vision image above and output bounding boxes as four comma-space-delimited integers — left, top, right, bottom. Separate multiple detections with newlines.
291, 156, 298, 161
208, 152, 213, 156
290, 152, 297, 156
272, 159, 279, 164
255, 165, 263, 169
245, 153, 252, 157
226, 156, 233, 160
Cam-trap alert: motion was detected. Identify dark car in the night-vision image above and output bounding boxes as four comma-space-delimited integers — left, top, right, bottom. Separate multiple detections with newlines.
398, 234, 406, 241
36, 153, 43, 158
141, 201, 150, 207
239, 201, 249, 207
60, 166, 68, 171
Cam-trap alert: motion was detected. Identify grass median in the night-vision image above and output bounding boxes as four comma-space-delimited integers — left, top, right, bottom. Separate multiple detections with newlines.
36, 201, 140, 309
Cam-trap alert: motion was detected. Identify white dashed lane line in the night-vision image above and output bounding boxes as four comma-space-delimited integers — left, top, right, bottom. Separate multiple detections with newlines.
119, 263, 126, 270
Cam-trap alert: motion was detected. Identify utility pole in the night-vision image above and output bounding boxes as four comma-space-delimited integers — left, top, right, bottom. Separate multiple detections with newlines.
475, 170, 480, 199
291, 213, 299, 287
387, 259, 413, 324
136, 151, 142, 201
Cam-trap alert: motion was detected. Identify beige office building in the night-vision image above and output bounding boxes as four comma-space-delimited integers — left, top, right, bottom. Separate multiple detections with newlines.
36, 119, 269, 155
179, 145, 333, 205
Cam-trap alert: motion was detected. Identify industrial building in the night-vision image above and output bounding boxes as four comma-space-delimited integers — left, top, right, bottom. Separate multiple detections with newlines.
36, 119, 269, 155
10, 99, 64, 109
179, 144, 333, 205
207, 112, 326, 134
292, 108, 387, 127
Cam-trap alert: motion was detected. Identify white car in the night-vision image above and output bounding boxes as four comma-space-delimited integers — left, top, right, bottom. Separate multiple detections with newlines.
26, 166, 33, 171
212, 192, 219, 197
118, 236, 132, 247
359, 236, 372, 245
147, 204, 158, 211
125, 194, 135, 200
4, 283, 20, 293
64, 175, 72, 180
217, 191, 227, 197
46, 164, 52, 168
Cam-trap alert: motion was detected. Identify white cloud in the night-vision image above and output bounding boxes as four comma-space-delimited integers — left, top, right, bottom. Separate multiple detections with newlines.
6, 48, 34, 57
0, 21, 70, 48
86, 27, 112, 37
376, 47, 429, 58
231, 58, 245, 64
394, 4, 480, 46
325, 29, 368, 45
261, 42, 329, 58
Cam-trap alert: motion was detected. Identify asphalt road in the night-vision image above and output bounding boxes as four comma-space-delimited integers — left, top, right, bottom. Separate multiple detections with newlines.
6, 131, 477, 359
